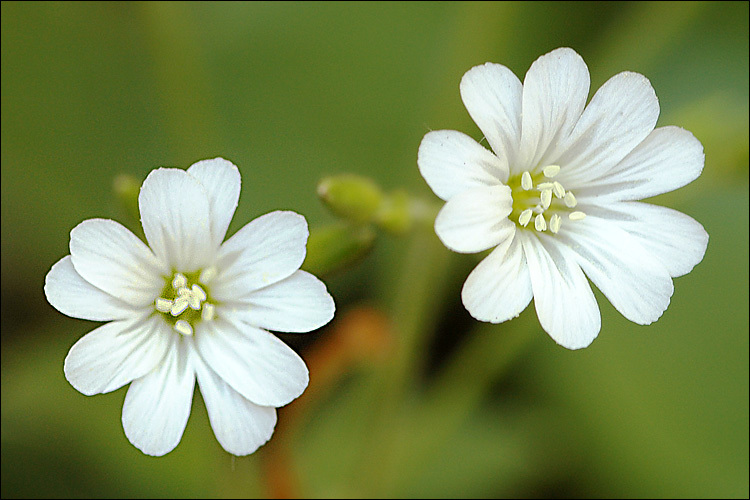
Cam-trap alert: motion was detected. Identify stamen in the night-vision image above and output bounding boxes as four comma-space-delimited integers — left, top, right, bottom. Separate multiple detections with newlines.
158, 272, 217, 335
191, 284, 207, 302
564, 192, 577, 208
543, 165, 561, 178
202, 303, 215, 321
512, 167, 584, 235
552, 181, 566, 199
172, 273, 188, 290
171, 296, 189, 316
174, 320, 193, 336
199, 267, 217, 284
186, 293, 202, 310
540, 189, 553, 210
534, 214, 547, 232
569, 211, 586, 221
155, 297, 173, 313
549, 214, 562, 234
518, 208, 533, 227
521, 171, 533, 191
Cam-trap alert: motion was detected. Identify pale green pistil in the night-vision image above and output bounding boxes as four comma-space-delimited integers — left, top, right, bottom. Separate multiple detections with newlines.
508, 165, 586, 234
155, 270, 216, 336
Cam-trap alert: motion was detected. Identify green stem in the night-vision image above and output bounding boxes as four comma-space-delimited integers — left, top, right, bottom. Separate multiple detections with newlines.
359, 224, 453, 495
395, 319, 539, 487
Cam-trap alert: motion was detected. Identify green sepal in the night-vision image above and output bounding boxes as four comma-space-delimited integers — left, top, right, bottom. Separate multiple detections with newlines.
302, 223, 376, 277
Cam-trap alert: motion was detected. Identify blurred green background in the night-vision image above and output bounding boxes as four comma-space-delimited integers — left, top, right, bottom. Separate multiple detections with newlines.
2, 1, 748, 498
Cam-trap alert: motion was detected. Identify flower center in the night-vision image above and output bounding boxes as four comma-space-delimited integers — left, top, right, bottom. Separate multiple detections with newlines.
154, 269, 217, 336
508, 165, 586, 234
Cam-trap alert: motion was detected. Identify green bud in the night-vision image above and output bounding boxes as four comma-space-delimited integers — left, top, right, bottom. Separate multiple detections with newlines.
302, 223, 376, 277
317, 174, 384, 224
375, 189, 412, 235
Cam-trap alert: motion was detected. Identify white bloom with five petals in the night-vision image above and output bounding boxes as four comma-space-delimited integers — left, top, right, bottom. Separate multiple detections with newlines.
418, 47, 708, 349
45, 158, 335, 455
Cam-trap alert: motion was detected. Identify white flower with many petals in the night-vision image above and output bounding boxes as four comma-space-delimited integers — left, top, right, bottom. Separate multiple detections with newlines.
418, 47, 708, 349
45, 158, 335, 455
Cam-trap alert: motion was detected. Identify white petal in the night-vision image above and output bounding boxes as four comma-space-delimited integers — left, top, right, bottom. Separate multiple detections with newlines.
139, 167, 214, 271
64, 316, 171, 396
584, 202, 708, 278
573, 126, 704, 202
460, 62, 523, 168
521, 233, 601, 350
461, 231, 533, 323
556, 71, 660, 186
122, 335, 195, 456
194, 318, 309, 407
417, 130, 508, 201
434, 185, 514, 253
194, 356, 277, 456
69, 219, 165, 308
186, 158, 241, 249
45, 256, 138, 321
226, 270, 335, 333
518, 47, 590, 171
212, 211, 308, 299
559, 215, 674, 325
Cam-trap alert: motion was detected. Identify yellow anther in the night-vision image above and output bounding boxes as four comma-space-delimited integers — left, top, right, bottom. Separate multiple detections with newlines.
569, 211, 586, 221
519, 208, 533, 227
171, 296, 189, 316
172, 273, 188, 290
552, 181, 566, 199
549, 214, 562, 234
201, 303, 215, 321
512, 167, 583, 235
564, 192, 577, 208
174, 320, 193, 336
521, 171, 533, 191
534, 214, 547, 232
540, 189, 553, 210
199, 267, 217, 284
191, 284, 207, 302
543, 165, 561, 178
155, 297, 173, 313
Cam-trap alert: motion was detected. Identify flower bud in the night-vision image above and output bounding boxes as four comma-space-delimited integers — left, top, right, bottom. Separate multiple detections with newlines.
317, 174, 384, 224
302, 223, 376, 276
375, 189, 412, 235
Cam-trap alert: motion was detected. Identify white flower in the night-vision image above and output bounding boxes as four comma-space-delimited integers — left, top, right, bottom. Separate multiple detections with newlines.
418, 47, 708, 350
44, 158, 335, 455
